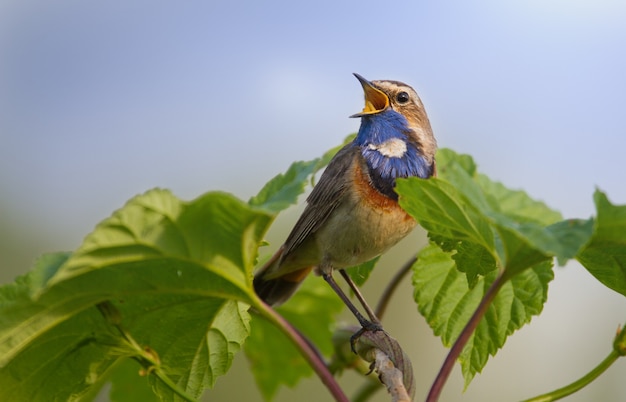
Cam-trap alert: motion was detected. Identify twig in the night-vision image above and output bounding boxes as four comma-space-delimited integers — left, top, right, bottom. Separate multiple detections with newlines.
370, 349, 411, 402
355, 329, 416, 401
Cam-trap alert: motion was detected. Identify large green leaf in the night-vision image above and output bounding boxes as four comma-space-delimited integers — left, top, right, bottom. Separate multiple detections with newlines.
436, 149, 561, 226
577, 190, 626, 297
0, 190, 271, 401
398, 175, 497, 264
413, 244, 553, 386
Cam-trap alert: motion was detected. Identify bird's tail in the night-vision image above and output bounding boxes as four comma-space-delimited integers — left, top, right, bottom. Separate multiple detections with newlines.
253, 246, 313, 306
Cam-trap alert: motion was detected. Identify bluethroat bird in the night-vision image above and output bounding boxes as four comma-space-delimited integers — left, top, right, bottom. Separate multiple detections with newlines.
254, 73, 436, 334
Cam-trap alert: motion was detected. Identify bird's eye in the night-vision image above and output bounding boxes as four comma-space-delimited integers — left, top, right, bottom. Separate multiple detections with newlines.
396, 91, 410, 104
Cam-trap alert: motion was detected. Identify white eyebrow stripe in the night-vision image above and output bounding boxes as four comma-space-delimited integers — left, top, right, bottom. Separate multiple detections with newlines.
368, 138, 407, 158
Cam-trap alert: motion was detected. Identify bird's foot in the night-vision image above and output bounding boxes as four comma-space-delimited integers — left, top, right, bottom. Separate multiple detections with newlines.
350, 320, 384, 354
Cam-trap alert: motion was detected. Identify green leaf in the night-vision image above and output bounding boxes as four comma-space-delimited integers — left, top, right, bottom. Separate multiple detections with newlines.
397, 148, 575, 279
413, 244, 553, 386
143, 298, 251, 400
437, 149, 561, 226
314, 134, 356, 173
0, 308, 123, 401
249, 159, 320, 214
244, 276, 343, 400
475, 174, 562, 226
0, 265, 126, 401
451, 241, 497, 288
397, 177, 496, 262
436, 148, 477, 177
0, 189, 271, 401
577, 190, 626, 296
547, 218, 595, 265
45, 190, 271, 295
492, 220, 556, 276
249, 134, 356, 214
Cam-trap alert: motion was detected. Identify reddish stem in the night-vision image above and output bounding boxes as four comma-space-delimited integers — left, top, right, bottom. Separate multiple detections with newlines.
255, 300, 349, 402
426, 270, 507, 402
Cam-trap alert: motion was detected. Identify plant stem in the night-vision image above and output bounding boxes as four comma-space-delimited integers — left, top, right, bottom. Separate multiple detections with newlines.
253, 299, 349, 402
520, 351, 619, 402
375, 255, 417, 320
153, 368, 199, 402
426, 270, 507, 402
521, 324, 626, 402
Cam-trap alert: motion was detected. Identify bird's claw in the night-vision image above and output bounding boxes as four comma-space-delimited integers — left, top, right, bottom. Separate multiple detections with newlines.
349, 320, 383, 354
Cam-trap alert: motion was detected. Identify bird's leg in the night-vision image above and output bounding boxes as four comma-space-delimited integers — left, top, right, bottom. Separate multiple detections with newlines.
338, 269, 381, 325
321, 271, 383, 353
321, 271, 373, 327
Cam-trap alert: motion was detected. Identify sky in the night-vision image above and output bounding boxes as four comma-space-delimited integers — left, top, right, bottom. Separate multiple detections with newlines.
1, 1, 625, 401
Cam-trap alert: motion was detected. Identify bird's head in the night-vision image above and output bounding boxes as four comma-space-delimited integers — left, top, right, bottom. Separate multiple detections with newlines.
351, 73, 436, 163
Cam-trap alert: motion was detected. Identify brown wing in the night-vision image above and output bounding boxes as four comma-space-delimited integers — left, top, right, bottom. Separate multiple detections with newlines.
281, 143, 359, 259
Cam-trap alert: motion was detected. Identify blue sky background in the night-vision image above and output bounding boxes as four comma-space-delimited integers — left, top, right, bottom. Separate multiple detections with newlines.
1, 1, 625, 401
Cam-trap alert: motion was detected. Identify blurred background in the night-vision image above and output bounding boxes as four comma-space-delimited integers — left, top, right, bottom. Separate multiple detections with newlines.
1, 1, 625, 401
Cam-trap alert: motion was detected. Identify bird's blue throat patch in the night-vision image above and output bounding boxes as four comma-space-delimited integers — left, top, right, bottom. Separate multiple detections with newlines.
355, 110, 433, 200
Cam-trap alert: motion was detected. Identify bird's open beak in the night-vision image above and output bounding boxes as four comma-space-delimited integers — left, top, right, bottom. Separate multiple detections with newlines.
350, 73, 389, 118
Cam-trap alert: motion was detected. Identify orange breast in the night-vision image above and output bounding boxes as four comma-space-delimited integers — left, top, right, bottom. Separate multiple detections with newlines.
351, 161, 414, 222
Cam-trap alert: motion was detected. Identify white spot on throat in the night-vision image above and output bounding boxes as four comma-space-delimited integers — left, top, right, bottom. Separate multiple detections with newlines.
368, 138, 407, 158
